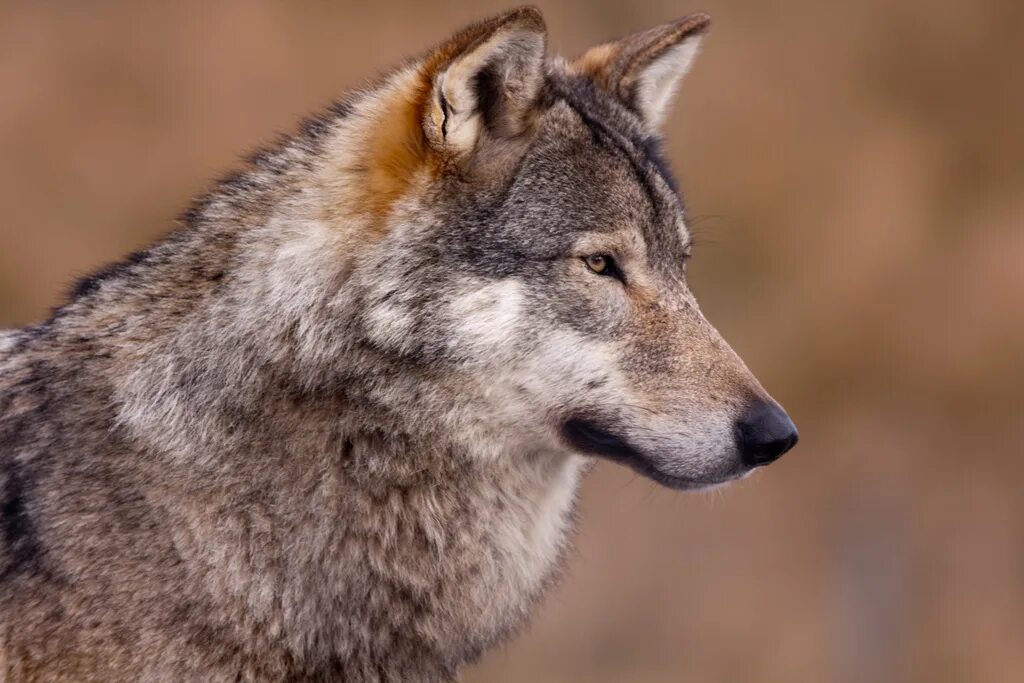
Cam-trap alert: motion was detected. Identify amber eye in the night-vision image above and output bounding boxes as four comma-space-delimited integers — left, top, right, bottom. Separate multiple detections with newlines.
584, 254, 610, 275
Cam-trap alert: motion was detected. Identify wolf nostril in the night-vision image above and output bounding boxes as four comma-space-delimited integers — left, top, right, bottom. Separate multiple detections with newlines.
736, 400, 799, 467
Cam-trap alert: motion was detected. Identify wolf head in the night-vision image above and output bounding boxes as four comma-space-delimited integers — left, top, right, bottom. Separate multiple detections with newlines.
246, 7, 797, 489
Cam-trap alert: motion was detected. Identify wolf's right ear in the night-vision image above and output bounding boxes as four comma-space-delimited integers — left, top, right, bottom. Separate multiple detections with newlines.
420, 6, 547, 160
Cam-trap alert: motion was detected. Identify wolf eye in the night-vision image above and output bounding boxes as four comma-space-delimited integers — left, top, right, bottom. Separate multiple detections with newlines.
584, 254, 614, 276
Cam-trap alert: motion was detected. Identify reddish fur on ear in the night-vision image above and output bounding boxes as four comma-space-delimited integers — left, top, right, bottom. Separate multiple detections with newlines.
322, 8, 546, 231
319, 76, 437, 234
363, 86, 434, 223
420, 6, 545, 82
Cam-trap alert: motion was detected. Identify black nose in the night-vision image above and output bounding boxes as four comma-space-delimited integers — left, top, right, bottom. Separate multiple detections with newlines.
736, 400, 799, 467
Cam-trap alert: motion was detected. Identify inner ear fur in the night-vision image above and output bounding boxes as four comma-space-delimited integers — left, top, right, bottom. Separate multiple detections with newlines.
419, 6, 548, 159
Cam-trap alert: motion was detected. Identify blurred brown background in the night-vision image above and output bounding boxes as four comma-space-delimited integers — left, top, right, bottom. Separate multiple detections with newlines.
1, 1, 1021, 681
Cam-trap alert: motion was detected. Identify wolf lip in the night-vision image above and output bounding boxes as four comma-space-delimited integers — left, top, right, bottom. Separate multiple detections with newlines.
561, 417, 733, 490
561, 417, 681, 484
561, 418, 640, 461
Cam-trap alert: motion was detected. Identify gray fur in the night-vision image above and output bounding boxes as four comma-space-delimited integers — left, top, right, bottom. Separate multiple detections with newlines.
0, 8, 791, 681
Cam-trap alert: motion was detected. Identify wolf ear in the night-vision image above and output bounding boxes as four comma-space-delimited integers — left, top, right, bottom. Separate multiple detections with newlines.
574, 13, 710, 130
421, 6, 547, 159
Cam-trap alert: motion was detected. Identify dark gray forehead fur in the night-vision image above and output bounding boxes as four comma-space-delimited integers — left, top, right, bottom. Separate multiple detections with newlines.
430, 69, 692, 284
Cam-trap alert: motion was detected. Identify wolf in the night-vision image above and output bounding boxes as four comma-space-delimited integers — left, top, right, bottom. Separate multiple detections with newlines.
0, 6, 797, 681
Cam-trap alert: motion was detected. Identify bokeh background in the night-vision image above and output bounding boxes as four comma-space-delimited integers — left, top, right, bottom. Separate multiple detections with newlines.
1, 1, 1021, 681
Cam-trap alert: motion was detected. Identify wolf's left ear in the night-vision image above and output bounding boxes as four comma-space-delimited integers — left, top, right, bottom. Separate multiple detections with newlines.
574, 13, 710, 130
422, 6, 547, 159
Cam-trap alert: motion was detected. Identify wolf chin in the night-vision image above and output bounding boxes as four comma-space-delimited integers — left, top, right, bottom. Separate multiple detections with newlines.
0, 7, 797, 681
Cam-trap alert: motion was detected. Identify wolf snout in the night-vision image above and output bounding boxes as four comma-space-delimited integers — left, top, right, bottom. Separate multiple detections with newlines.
735, 400, 799, 467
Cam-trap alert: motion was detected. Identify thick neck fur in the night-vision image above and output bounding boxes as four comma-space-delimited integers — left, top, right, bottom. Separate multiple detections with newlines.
0, 67, 585, 681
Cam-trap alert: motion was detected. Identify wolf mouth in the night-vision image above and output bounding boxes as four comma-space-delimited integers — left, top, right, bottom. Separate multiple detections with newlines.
561, 417, 713, 490
561, 417, 639, 460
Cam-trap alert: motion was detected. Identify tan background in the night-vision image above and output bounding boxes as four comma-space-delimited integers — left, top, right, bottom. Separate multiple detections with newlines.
1, 1, 1022, 681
